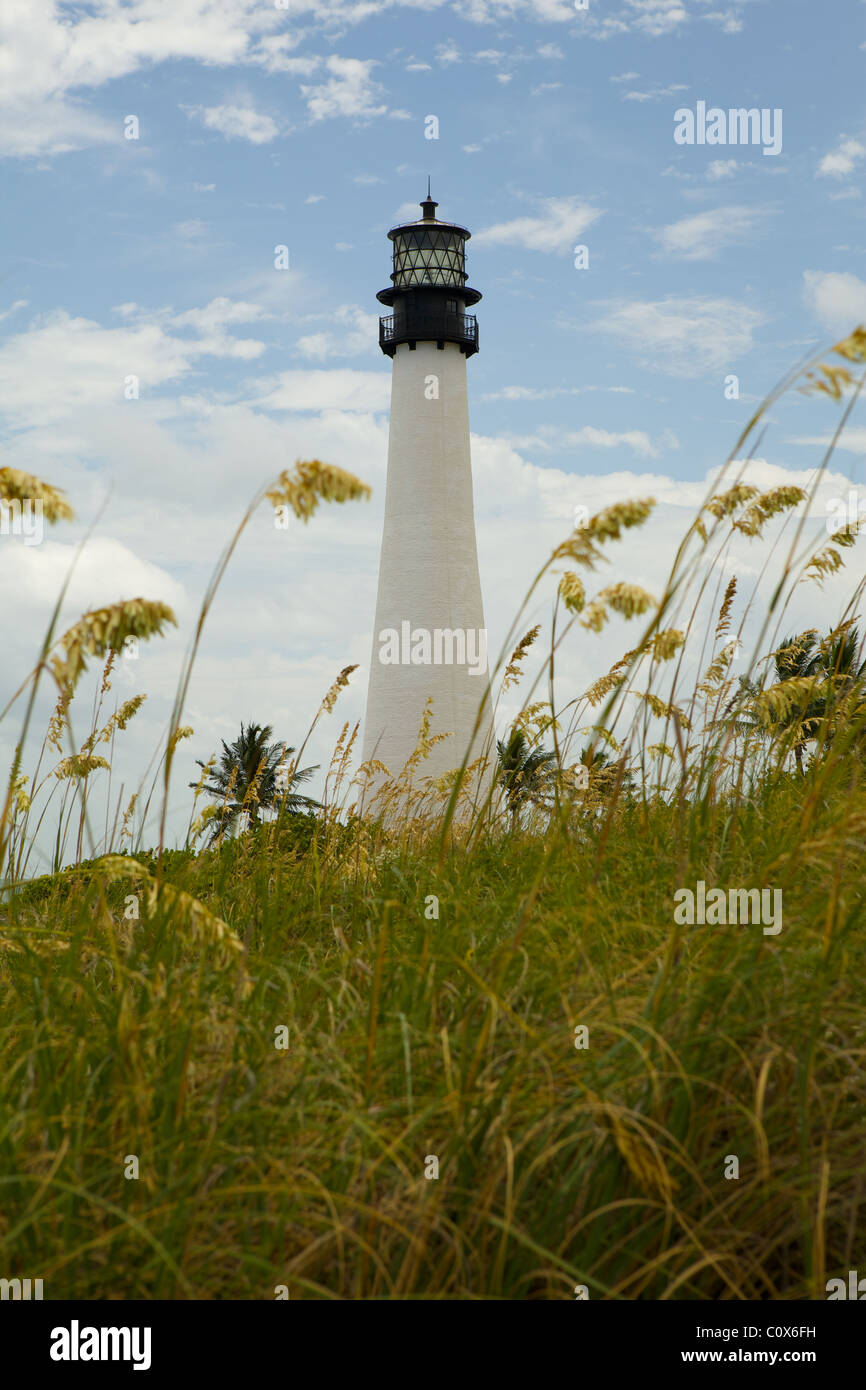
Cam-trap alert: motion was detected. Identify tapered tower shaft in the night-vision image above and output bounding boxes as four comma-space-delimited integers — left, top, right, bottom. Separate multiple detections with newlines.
362, 191, 494, 799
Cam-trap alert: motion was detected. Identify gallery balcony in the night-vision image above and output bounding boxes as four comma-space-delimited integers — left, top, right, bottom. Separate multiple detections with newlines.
378, 312, 479, 358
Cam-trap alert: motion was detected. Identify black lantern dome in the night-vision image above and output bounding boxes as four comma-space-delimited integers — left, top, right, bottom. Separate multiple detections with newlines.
378, 185, 481, 358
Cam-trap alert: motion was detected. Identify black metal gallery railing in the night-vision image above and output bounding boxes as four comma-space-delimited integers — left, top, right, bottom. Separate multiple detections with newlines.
379, 313, 478, 356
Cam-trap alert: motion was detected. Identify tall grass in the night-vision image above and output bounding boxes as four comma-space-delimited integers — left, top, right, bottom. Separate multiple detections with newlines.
1, 344, 865, 1299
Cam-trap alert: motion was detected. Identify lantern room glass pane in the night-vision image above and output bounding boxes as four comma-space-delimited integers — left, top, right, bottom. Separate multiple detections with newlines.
392, 230, 466, 288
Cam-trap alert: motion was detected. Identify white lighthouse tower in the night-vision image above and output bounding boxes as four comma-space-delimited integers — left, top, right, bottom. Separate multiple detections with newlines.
362, 186, 494, 804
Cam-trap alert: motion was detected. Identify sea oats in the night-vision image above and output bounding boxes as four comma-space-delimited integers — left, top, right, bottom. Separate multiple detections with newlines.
355, 757, 392, 782
704, 483, 759, 521
585, 498, 656, 543
10, 774, 30, 813
558, 572, 586, 614
320, 665, 358, 715
50, 599, 176, 695
800, 363, 854, 401
513, 701, 558, 743
579, 598, 608, 633
651, 629, 685, 662
828, 524, 861, 548
698, 640, 741, 695
120, 792, 137, 843
551, 497, 655, 574
54, 753, 110, 780
733, 486, 807, 537
91, 855, 246, 971
584, 671, 627, 707
578, 724, 621, 752
168, 724, 194, 754
715, 577, 737, 639
266, 459, 371, 524
46, 688, 72, 753
804, 544, 846, 584
635, 691, 691, 729
647, 743, 675, 761
580, 583, 656, 632
99, 695, 147, 744
831, 326, 866, 362
603, 583, 657, 619
501, 625, 540, 692
0, 466, 75, 523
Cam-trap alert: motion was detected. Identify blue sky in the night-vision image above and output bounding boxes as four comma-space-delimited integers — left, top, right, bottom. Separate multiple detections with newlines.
3, 0, 866, 860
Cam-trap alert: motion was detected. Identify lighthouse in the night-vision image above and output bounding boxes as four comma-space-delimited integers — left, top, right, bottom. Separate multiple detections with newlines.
362, 186, 494, 803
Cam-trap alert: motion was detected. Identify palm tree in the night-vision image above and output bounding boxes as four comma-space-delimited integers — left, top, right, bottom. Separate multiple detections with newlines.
191, 721, 319, 845
496, 725, 557, 830
810, 624, 866, 760
724, 626, 866, 772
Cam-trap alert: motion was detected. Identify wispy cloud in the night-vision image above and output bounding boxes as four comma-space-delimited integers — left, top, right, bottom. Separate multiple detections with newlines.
294, 305, 380, 360
301, 57, 388, 122
817, 137, 866, 180
653, 206, 768, 261
590, 295, 765, 377
498, 424, 665, 458
475, 197, 602, 254
622, 83, 688, 103
803, 270, 866, 334
185, 104, 279, 144
482, 384, 635, 401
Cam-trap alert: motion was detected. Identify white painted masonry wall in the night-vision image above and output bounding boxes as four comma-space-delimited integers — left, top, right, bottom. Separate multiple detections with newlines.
362, 339, 494, 791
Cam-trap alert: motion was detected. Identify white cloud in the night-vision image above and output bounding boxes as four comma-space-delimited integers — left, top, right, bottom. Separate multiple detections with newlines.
787, 429, 866, 455
707, 159, 738, 180
653, 206, 767, 261
186, 103, 279, 144
295, 306, 380, 360
622, 83, 688, 102
436, 41, 461, 65
394, 199, 423, 220
171, 298, 269, 335
625, 0, 689, 35
500, 424, 663, 458
0, 302, 268, 427
817, 137, 866, 180
0, 299, 27, 323
0, 0, 287, 157
482, 384, 635, 401
252, 368, 391, 413
0, 537, 186, 620
702, 7, 743, 32
474, 197, 603, 254
0, 98, 116, 158
253, 35, 321, 78
301, 56, 387, 121
803, 270, 866, 335
173, 219, 208, 241
590, 295, 765, 377
305, 194, 325, 204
